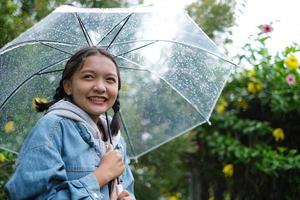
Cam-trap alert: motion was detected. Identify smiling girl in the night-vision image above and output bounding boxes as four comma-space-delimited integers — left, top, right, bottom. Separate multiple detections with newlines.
5, 47, 135, 200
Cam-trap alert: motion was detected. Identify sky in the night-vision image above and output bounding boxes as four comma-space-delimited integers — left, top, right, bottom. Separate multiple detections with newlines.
231, 0, 300, 55
141, 0, 300, 58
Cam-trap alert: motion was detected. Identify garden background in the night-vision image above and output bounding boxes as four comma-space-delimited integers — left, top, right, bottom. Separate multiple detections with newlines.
1, 0, 300, 199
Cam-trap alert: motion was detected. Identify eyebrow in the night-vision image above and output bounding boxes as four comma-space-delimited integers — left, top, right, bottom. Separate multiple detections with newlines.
80, 69, 118, 77
80, 70, 95, 74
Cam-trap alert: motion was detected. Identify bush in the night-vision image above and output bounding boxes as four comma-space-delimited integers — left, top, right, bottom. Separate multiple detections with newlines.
195, 23, 300, 199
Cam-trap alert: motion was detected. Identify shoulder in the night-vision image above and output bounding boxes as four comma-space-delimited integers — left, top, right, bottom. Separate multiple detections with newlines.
35, 112, 80, 131
31, 113, 67, 137
19, 113, 72, 155
37, 112, 65, 126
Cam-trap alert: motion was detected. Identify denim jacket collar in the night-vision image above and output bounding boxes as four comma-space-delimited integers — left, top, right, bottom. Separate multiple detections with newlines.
46, 100, 120, 148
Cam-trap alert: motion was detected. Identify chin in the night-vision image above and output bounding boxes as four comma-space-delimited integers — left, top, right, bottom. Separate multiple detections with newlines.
92, 108, 109, 115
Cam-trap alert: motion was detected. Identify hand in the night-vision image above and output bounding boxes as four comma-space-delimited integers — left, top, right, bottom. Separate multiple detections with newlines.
117, 190, 133, 200
93, 144, 125, 186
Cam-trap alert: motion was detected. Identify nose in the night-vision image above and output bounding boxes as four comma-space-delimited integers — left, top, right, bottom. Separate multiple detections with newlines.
93, 81, 106, 93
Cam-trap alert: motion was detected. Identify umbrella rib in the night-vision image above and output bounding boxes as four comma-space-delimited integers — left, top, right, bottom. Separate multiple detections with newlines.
158, 39, 236, 66
119, 66, 224, 108
74, 12, 93, 46
118, 111, 136, 157
38, 69, 63, 75
96, 13, 133, 47
118, 66, 148, 71
116, 40, 158, 57
0, 57, 69, 111
37, 57, 69, 74
104, 39, 235, 66
40, 42, 73, 55
116, 55, 211, 124
103, 39, 157, 46
0, 40, 79, 55
106, 13, 133, 50
0, 147, 18, 155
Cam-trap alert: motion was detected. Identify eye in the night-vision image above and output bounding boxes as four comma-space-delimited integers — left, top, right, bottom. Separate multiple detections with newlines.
107, 77, 117, 83
83, 74, 94, 80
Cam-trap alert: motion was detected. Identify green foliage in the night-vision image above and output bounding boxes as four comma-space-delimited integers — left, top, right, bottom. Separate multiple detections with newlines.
0, 0, 132, 48
133, 135, 195, 200
76, 0, 130, 8
0, 0, 34, 47
132, 1, 238, 199
195, 24, 300, 199
133, 20, 300, 200
0, 150, 17, 199
186, 0, 236, 39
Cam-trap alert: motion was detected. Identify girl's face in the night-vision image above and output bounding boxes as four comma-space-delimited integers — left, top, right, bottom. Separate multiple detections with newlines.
63, 54, 119, 123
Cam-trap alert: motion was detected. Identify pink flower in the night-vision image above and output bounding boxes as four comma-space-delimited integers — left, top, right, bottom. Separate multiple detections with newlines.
286, 74, 296, 85
262, 24, 273, 33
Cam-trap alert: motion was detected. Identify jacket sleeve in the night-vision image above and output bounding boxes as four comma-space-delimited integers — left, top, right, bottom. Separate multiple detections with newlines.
5, 118, 104, 200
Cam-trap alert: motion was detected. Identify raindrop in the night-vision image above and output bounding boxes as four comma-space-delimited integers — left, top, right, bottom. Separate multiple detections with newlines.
141, 132, 152, 141
48, 75, 56, 83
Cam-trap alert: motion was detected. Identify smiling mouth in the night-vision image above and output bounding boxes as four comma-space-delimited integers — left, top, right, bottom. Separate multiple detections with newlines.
89, 97, 107, 104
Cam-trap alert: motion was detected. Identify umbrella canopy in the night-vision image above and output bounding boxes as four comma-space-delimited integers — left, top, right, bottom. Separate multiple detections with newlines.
0, 5, 234, 160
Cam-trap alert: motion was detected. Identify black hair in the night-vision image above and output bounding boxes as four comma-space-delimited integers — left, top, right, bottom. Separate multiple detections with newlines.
35, 46, 121, 136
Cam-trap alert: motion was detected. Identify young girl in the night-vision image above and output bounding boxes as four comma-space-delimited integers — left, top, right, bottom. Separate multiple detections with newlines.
5, 47, 135, 200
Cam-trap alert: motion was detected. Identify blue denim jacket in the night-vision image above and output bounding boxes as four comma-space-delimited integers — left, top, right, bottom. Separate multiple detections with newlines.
5, 101, 135, 200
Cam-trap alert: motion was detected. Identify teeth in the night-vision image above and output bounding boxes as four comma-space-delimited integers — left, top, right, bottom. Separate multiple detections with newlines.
90, 97, 106, 102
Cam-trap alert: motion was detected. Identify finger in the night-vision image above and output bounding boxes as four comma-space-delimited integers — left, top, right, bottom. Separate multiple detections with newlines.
117, 184, 123, 196
118, 197, 131, 200
115, 148, 122, 154
106, 144, 113, 152
115, 150, 123, 159
119, 196, 132, 200
117, 190, 130, 199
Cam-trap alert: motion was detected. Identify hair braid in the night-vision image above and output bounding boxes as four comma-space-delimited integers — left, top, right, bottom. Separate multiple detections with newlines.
110, 96, 121, 136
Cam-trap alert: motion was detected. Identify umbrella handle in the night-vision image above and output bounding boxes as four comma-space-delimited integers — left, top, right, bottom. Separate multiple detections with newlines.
117, 184, 123, 196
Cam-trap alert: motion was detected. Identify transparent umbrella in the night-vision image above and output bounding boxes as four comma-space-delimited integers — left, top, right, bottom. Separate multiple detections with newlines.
0, 5, 235, 160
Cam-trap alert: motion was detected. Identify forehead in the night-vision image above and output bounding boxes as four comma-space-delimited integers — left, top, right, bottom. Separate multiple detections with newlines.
79, 54, 117, 73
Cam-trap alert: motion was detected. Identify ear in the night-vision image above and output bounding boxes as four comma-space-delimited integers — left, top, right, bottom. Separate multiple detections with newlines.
63, 80, 72, 95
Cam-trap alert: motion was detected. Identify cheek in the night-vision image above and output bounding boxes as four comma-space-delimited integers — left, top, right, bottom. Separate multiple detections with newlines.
113, 87, 119, 97
71, 84, 89, 97
110, 87, 119, 102
63, 80, 72, 95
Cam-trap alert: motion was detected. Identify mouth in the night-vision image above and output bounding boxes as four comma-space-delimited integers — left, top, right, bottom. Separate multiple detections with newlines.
88, 96, 108, 104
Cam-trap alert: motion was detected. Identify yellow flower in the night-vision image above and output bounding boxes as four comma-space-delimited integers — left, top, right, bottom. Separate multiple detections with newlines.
246, 69, 256, 76
0, 153, 6, 163
223, 164, 234, 177
169, 196, 178, 200
3, 120, 15, 134
284, 55, 299, 70
247, 82, 263, 93
272, 128, 285, 141
247, 82, 256, 93
215, 99, 228, 113
255, 82, 263, 91
32, 97, 48, 109
216, 105, 226, 113
167, 193, 181, 200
